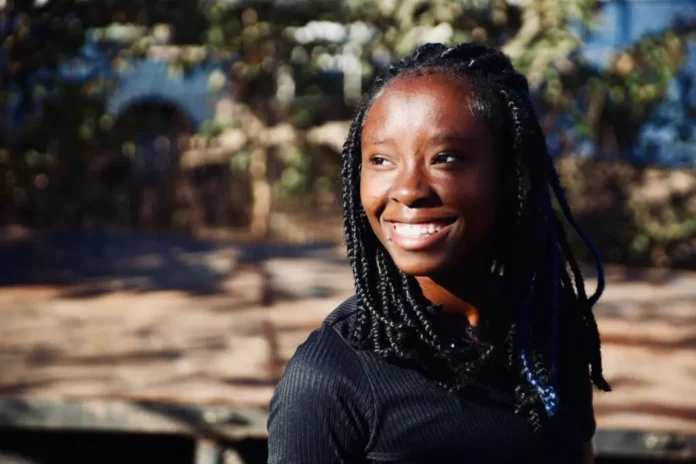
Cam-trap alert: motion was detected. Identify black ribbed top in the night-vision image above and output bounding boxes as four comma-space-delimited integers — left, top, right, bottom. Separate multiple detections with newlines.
267, 296, 595, 463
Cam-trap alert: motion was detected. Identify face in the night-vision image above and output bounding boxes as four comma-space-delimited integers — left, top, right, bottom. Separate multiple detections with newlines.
360, 73, 502, 278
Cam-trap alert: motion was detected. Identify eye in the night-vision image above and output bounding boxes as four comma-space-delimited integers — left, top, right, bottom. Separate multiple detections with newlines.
432, 152, 464, 164
369, 155, 394, 167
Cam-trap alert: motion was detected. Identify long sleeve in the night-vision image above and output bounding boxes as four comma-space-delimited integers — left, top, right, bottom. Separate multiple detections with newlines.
267, 326, 373, 464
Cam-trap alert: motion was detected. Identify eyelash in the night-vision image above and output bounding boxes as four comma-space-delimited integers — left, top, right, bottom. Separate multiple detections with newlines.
369, 155, 392, 166
433, 153, 463, 164
368, 153, 464, 166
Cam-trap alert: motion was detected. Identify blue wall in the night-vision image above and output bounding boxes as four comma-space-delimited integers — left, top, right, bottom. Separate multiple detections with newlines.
583, 0, 696, 168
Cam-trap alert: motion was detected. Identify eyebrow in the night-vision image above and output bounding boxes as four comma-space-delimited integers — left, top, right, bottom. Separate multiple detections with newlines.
367, 136, 395, 146
428, 134, 479, 146
365, 133, 481, 148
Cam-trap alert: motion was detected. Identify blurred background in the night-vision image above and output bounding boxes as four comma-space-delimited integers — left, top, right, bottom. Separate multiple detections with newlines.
0, 0, 695, 463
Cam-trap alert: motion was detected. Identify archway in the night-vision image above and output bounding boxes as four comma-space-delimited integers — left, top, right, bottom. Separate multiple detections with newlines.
101, 99, 196, 231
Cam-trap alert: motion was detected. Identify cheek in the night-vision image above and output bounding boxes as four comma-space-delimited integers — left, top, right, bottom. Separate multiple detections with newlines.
442, 170, 498, 209
441, 166, 501, 236
474, 176, 501, 233
360, 171, 389, 216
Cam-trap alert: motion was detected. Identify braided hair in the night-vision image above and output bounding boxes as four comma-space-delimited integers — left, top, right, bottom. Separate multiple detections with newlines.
340, 42, 611, 430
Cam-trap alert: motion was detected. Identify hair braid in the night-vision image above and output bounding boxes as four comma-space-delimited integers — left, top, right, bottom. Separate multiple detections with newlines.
340, 42, 610, 430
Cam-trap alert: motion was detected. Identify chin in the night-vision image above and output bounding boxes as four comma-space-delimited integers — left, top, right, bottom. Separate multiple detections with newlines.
389, 253, 450, 278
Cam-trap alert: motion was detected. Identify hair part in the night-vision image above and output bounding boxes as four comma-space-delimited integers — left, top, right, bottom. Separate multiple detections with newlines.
340, 42, 610, 431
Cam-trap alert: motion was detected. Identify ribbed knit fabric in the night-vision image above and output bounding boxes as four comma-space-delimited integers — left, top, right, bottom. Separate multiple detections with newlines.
268, 296, 595, 463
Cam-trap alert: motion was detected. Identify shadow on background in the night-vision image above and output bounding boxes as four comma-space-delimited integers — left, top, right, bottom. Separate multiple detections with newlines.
0, 226, 344, 300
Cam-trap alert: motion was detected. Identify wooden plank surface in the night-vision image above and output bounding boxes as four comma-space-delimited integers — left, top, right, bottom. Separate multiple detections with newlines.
0, 231, 695, 435
0, 397, 268, 440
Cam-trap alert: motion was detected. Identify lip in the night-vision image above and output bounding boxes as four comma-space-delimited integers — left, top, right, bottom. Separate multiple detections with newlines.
383, 218, 456, 251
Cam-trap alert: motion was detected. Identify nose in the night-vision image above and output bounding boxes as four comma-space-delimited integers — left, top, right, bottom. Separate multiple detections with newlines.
389, 164, 437, 208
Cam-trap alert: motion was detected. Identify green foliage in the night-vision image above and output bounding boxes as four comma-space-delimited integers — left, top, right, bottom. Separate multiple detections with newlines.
1, 77, 111, 225
558, 158, 696, 268
230, 150, 251, 173
1, 0, 695, 261
542, 26, 694, 155
199, 119, 225, 137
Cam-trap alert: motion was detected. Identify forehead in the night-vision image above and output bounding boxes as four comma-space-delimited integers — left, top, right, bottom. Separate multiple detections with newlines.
362, 73, 482, 142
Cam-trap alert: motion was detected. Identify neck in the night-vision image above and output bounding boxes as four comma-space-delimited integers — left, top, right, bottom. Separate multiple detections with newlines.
416, 258, 492, 332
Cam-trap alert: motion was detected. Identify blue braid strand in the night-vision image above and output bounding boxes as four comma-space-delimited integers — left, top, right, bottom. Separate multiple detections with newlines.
547, 163, 605, 306
546, 188, 561, 416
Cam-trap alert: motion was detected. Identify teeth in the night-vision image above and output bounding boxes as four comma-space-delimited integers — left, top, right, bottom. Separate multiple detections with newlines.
393, 223, 443, 237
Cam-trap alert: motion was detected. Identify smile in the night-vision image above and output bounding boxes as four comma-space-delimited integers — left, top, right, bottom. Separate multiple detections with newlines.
385, 219, 455, 251
393, 223, 444, 237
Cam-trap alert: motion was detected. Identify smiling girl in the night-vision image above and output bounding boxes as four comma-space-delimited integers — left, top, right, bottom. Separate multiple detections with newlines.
268, 42, 610, 463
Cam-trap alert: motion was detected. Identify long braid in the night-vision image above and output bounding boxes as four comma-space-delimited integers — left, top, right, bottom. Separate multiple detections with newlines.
555, 215, 612, 392
340, 42, 610, 430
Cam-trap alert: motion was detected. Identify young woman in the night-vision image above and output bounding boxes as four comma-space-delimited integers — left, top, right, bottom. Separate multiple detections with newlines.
268, 42, 611, 463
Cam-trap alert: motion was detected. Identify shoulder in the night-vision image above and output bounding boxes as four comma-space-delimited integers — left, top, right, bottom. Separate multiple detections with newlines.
323, 294, 360, 335
268, 296, 373, 459
283, 294, 360, 377
270, 295, 371, 418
